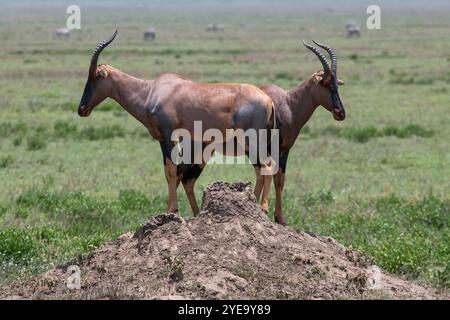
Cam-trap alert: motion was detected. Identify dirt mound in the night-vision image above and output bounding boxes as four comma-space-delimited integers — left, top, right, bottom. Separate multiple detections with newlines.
0, 181, 443, 299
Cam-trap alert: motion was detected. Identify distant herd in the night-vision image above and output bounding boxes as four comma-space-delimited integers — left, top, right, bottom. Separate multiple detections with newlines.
54, 21, 362, 40
53, 24, 225, 40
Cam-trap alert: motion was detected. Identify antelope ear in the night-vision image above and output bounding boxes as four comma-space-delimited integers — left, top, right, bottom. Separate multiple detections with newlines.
98, 68, 108, 78
337, 79, 345, 85
313, 75, 323, 84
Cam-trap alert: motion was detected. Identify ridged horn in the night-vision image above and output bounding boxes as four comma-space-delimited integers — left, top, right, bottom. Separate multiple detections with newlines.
302, 40, 331, 75
89, 30, 118, 79
312, 40, 337, 75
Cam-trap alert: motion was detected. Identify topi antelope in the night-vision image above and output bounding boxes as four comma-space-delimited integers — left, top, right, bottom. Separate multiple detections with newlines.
254, 41, 346, 225
150, 40, 347, 225
78, 30, 276, 215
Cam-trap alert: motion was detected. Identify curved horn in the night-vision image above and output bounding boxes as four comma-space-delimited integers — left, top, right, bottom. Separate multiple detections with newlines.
89, 30, 118, 79
302, 40, 331, 75
312, 40, 337, 75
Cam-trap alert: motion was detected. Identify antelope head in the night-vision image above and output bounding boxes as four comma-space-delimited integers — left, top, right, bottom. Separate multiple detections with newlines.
303, 40, 346, 121
78, 30, 118, 117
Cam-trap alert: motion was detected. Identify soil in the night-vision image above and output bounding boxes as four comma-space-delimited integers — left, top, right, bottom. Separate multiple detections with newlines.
0, 181, 444, 300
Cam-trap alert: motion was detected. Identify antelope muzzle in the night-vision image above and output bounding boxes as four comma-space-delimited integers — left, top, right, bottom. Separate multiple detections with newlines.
331, 90, 345, 121
78, 82, 93, 117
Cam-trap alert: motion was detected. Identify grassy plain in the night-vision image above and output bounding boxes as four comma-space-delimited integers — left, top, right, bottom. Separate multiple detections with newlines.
0, 1, 449, 291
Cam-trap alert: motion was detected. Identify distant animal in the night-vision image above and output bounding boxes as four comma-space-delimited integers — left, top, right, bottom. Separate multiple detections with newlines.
206, 24, 224, 32
78, 31, 276, 217
345, 21, 361, 38
143, 28, 156, 41
54, 28, 70, 39
255, 41, 346, 225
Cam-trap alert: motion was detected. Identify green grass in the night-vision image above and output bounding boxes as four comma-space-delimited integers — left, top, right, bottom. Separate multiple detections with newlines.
321, 124, 435, 143
293, 193, 449, 289
0, 0, 449, 292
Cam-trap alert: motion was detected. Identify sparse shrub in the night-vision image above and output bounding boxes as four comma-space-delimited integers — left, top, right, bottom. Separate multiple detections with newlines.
17, 188, 59, 211
0, 155, 14, 168
342, 126, 379, 143
97, 101, 118, 112
39, 91, 60, 99
26, 135, 46, 150
0, 122, 27, 137
275, 71, 294, 81
322, 125, 342, 136
60, 101, 76, 111
15, 206, 29, 219
301, 125, 311, 134
382, 124, 434, 138
80, 124, 125, 141
349, 53, 359, 61
13, 137, 22, 146
54, 120, 78, 138
322, 124, 434, 143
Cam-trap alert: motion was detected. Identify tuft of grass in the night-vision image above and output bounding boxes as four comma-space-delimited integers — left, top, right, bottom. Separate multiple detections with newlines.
322, 124, 434, 143
80, 125, 126, 141
349, 53, 359, 61
274, 71, 294, 81
0, 122, 28, 137
0, 155, 14, 168
343, 126, 379, 143
97, 101, 119, 112
382, 124, 434, 138
54, 120, 78, 138
26, 135, 47, 151
389, 70, 437, 85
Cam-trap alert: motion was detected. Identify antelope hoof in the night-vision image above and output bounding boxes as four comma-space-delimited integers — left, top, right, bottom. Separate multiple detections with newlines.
261, 204, 269, 214
275, 216, 286, 226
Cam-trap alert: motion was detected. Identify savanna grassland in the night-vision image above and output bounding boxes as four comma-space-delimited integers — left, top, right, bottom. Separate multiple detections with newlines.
0, 0, 449, 292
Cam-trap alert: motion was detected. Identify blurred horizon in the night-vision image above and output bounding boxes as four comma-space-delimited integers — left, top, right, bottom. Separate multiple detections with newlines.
1, 0, 450, 11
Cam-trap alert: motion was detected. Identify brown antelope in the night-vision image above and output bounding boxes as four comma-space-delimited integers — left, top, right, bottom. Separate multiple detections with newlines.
163, 40, 347, 225
253, 41, 346, 225
78, 30, 276, 215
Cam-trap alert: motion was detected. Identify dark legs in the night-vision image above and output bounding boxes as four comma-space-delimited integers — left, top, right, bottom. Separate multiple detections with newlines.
179, 164, 204, 216
160, 141, 179, 213
273, 170, 286, 225
273, 151, 289, 225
